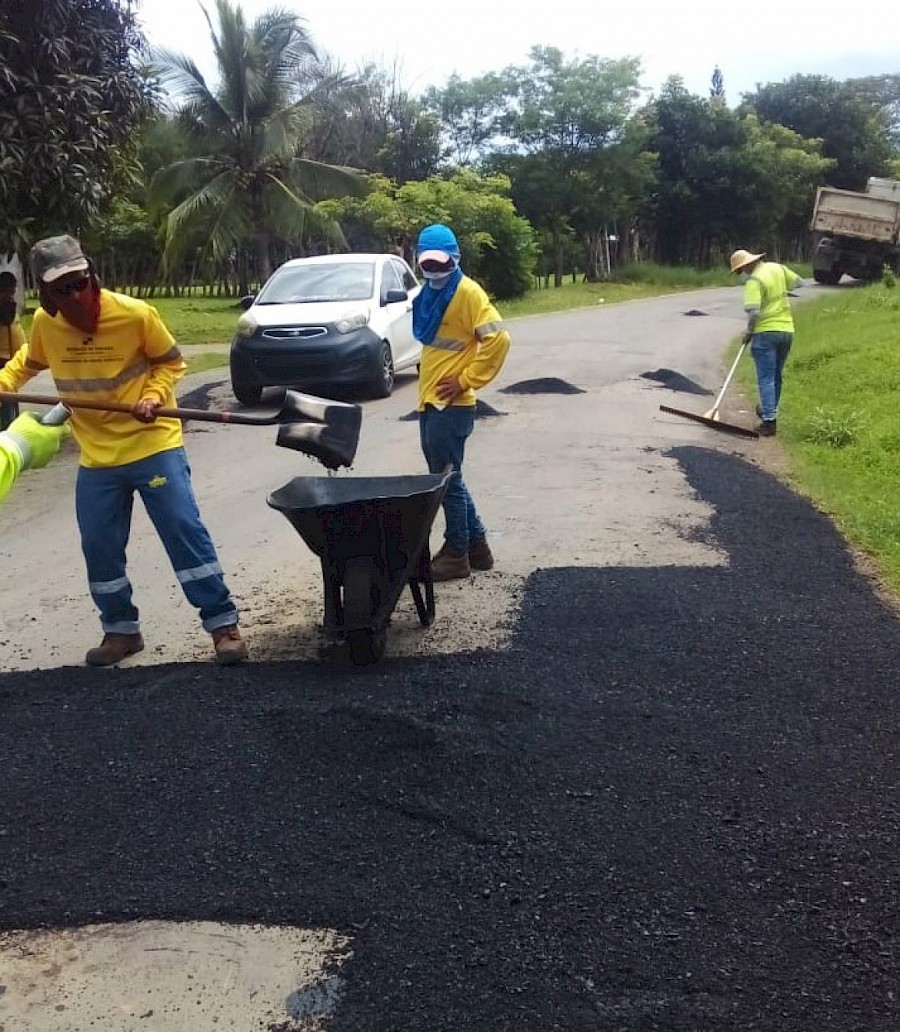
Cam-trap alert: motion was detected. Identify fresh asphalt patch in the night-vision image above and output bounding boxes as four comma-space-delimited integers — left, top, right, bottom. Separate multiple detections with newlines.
1, 447, 898, 1031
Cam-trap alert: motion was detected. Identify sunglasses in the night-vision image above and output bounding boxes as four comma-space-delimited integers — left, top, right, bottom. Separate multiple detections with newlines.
53, 275, 90, 296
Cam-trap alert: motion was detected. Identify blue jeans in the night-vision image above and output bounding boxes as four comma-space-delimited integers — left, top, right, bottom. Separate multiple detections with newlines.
419, 404, 485, 553
75, 447, 239, 635
750, 331, 793, 422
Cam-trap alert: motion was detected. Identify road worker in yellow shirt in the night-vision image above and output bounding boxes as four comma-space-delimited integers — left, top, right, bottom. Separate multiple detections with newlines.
0, 235, 248, 666
413, 224, 511, 581
0, 411, 70, 501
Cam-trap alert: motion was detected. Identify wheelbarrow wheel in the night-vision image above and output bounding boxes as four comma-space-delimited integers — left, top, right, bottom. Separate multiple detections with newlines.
343, 557, 386, 665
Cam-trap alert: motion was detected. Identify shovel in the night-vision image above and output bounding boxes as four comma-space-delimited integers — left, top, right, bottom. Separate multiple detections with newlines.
659, 343, 759, 439
0, 387, 362, 469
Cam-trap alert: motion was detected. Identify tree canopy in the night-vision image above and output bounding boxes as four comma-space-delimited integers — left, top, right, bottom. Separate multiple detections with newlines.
149, 0, 366, 289
0, 0, 152, 252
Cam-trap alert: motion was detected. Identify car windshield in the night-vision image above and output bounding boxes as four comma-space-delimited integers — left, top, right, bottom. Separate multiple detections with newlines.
256, 262, 375, 304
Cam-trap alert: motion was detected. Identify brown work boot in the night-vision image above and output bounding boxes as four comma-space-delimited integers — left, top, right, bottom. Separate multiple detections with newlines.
212, 624, 249, 665
85, 633, 144, 667
468, 535, 494, 571
431, 544, 471, 582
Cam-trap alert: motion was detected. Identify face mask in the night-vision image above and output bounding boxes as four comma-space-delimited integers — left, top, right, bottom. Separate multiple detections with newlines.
423, 269, 454, 288
0, 297, 16, 327
420, 255, 459, 289
738, 272, 750, 284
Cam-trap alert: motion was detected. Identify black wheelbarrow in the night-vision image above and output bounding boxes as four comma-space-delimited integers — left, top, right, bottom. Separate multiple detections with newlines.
267, 468, 453, 665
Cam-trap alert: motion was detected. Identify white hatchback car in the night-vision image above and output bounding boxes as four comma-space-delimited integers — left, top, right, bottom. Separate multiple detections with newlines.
230, 253, 422, 402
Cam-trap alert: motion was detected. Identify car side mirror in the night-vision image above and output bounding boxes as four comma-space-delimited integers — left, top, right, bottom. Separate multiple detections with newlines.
383, 288, 408, 305
238, 294, 256, 311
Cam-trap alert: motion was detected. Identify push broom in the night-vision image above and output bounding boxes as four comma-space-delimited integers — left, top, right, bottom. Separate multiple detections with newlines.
659, 342, 759, 439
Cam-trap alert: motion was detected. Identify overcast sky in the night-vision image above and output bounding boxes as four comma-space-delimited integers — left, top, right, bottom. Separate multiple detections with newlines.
135, 0, 898, 102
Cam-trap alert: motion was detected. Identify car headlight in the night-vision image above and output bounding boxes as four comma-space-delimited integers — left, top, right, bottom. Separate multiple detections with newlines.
235, 313, 259, 337
334, 312, 369, 335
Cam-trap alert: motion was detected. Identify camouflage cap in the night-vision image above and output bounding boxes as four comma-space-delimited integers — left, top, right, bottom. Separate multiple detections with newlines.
30, 235, 90, 284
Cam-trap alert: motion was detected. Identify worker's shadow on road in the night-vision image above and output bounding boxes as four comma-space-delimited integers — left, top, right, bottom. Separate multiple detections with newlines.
2, 445, 900, 1031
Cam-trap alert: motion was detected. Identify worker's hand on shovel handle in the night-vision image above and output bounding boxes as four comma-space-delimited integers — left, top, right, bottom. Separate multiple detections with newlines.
741, 331, 753, 345
133, 398, 163, 423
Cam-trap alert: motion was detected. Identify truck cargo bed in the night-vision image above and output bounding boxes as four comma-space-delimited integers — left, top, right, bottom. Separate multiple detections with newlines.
810, 186, 900, 244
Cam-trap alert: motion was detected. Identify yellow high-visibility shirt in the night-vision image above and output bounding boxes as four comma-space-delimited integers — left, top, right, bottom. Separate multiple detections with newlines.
743, 261, 802, 333
0, 290, 187, 468
416, 276, 511, 411
0, 432, 24, 501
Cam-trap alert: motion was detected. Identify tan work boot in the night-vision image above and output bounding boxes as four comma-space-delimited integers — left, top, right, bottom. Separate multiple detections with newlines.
85, 632, 144, 667
468, 536, 494, 571
431, 544, 471, 582
212, 624, 249, 665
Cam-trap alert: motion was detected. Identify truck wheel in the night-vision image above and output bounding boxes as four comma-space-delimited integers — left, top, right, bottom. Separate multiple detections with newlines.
813, 268, 841, 286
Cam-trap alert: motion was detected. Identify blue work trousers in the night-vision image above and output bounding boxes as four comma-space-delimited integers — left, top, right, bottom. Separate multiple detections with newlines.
750, 331, 793, 422
75, 447, 238, 635
419, 404, 485, 553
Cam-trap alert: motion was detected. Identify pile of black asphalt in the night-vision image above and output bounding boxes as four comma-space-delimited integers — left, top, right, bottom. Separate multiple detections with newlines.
641, 368, 714, 395
2, 446, 898, 1032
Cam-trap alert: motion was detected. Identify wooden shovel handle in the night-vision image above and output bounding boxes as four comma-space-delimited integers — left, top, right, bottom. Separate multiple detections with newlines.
0, 390, 280, 426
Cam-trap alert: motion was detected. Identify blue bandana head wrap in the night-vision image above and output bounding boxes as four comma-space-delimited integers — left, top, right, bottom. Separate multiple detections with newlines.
412, 224, 463, 344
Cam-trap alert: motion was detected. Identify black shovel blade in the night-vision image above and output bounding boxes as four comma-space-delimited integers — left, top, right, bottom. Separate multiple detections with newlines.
275, 391, 362, 468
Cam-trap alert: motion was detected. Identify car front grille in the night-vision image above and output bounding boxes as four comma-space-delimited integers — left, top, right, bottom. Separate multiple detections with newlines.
262, 326, 328, 340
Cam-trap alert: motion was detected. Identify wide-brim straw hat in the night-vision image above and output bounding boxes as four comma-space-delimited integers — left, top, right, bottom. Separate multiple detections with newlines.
729, 249, 765, 274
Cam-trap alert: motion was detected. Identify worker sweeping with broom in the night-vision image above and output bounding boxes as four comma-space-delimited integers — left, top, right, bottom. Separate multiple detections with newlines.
729, 249, 804, 437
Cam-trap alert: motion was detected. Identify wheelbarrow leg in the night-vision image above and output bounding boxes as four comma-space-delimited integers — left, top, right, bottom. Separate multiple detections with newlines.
321, 555, 343, 642
408, 547, 436, 627
343, 556, 387, 665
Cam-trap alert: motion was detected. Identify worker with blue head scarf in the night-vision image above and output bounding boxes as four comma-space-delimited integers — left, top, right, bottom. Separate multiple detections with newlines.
412, 223, 511, 581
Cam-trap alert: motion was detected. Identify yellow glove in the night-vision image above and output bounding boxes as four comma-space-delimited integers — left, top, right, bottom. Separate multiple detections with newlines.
2, 412, 72, 469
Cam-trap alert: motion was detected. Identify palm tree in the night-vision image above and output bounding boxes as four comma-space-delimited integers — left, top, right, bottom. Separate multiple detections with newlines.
150, 0, 366, 291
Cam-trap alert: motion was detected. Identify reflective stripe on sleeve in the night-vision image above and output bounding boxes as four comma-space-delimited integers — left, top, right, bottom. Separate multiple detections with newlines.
475, 321, 505, 339
149, 347, 183, 365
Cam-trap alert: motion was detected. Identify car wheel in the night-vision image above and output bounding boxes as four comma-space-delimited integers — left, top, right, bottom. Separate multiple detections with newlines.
369, 340, 395, 398
230, 352, 262, 405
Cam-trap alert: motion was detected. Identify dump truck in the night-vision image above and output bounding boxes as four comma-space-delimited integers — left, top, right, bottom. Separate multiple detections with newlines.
809, 177, 900, 284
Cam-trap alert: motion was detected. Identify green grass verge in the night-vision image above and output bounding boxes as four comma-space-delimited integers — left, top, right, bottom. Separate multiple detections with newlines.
735, 280, 900, 593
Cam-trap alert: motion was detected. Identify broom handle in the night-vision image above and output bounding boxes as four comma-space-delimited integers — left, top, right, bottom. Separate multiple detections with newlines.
710, 343, 747, 413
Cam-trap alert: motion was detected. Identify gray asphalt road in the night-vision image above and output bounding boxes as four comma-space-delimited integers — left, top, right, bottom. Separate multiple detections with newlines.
6, 283, 896, 1032
0, 284, 760, 669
